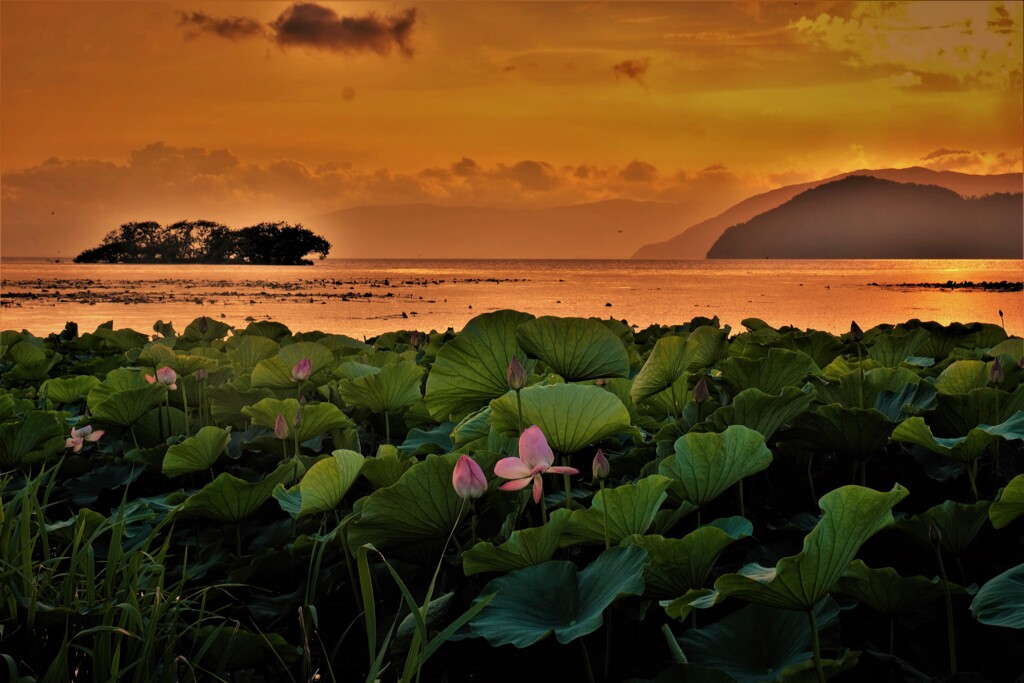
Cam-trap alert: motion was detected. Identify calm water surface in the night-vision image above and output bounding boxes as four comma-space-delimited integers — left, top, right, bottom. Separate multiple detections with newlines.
2, 258, 1022, 338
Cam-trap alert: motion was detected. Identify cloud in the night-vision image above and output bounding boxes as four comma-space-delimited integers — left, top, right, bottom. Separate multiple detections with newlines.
619, 161, 658, 182
177, 3, 417, 57
178, 11, 267, 40
612, 58, 650, 86
887, 70, 923, 88
269, 4, 416, 56
919, 147, 1022, 173
922, 147, 972, 161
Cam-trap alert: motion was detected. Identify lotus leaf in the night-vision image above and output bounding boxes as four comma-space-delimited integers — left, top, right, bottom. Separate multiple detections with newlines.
970, 562, 1024, 629
347, 452, 468, 554
821, 356, 881, 383
450, 406, 492, 449
3, 342, 60, 382
719, 348, 818, 396
929, 385, 1024, 437
990, 474, 1024, 529
92, 327, 149, 352
242, 397, 355, 443
516, 316, 630, 381
490, 383, 638, 454
182, 316, 233, 343
292, 449, 365, 516
86, 368, 152, 413
251, 341, 335, 390
873, 382, 937, 422
988, 337, 1024, 361
713, 484, 908, 610
162, 426, 231, 477
134, 406, 186, 446
463, 508, 572, 576
238, 320, 292, 341
866, 329, 928, 367
560, 475, 671, 547
700, 386, 816, 440
900, 499, 991, 555
626, 516, 752, 599
177, 460, 300, 522
632, 328, 728, 414
659, 425, 773, 507
0, 410, 65, 468
424, 310, 535, 421
208, 383, 276, 426
227, 336, 280, 374
466, 545, 648, 647
891, 413, 1024, 462
91, 383, 168, 427
678, 598, 842, 683
39, 375, 101, 404
836, 559, 962, 615
360, 443, 416, 489
337, 360, 423, 414
769, 329, 845, 370
817, 366, 920, 409
789, 406, 893, 461
934, 360, 990, 395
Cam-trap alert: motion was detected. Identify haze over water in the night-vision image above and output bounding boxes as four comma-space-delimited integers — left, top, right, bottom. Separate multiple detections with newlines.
3, 258, 1021, 338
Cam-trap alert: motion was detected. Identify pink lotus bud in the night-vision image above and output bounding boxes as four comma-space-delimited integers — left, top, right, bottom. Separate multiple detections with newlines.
293, 410, 303, 429
452, 454, 488, 500
198, 317, 209, 334
148, 366, 178, 390
274, 413, 290, 440
410, 332, 421, 349
850, 321, 864, 342
990, 358, 1004, 385
507, 356, 527, 390
291, 358, 312, 382
592, 449, 610, 480
693, 376, 710, 404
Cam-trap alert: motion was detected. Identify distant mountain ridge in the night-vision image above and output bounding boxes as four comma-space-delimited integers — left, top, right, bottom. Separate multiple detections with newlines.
632, 168, 1023, 259
705, 176, 1023, 259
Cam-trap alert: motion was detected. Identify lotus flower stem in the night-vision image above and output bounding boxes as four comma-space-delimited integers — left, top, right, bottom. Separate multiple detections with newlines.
967, 460, 979, 501
235, 524, 243, 558
934, 535, 958, 676
385, 412, 391, 445
470, 501, 478, 546
856, 343, 865, 410
515, 389, 523, 435
130, 427, 141, 452
180, 380, 191, 436
808, 608, 825, 683
562, 460, 572, 511
540, 486, 548, 526
599, 480, 610, 550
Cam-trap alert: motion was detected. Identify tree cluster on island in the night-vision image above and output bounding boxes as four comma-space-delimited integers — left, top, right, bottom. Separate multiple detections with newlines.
73, 220, 331, 265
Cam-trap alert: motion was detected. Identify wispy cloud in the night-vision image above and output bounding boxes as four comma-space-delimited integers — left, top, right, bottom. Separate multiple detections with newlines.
612, 58, 650, 86
178, 11, 267, 40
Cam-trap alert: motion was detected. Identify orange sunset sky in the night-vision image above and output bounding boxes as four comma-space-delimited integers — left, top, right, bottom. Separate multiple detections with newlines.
1, 1, 1022, 257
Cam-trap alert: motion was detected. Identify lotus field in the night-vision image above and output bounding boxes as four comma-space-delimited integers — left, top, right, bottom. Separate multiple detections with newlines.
3, 311, 1024, 683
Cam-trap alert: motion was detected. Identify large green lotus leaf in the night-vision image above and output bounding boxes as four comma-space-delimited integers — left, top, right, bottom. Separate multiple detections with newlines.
450, 406, 493, 449
625, 516, 752, 599
347, 452, 465, 554
162, 426, 231, 478
772, 329, 846, 370
516, 316, 630, 381
39, 375, 101, 404
137, 342, 175, 367
181, 316, 233, 343
836, 559, 963, 616
866, 329, 929, 368
899, 499, 991, 555
92, 327, 150, 352
817, 367, 921, 409
891, 413, 1024, 462
3, 345, 60, 381
227, 335, 280, 374
988, 337, 1024, 360
86, 368, 151, 413
237, 320, 292, 341
242, 397, 355, 443
700, 386, 816, 440
294, 449, 365, 516
561, 476, 671, 547
0, 411, 66, 468
399, 422, 455, 456
251, 341, 335, 390
335, 361, 380, 382
490, 383, 638, 454
678, 598, 842, 683
659, 425, 773, 507
821, 357, 882, 383
631, 328, 728, 409
161, 353, 219, 378
134, 407, 186, 447
208, 383, 276, 426
929, 386, 1024, 438
92, 384, 168, 427
337, 360, 423, 413
789, 406, 893, 461
359, 444, 416, 489
466, 545, 648, 647
971, 563, 1024, 629
719, 348, 818, 396
934, 360, 990, 395
424, 310, 535, 421
873, 382, 937, 422
714, 484, 908, 610
991, 474, 1024, 529
177, 460, 300, 522
463, 508, 573, 576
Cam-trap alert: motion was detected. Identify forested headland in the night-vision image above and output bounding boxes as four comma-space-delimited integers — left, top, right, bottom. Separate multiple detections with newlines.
73, 220, 331, 265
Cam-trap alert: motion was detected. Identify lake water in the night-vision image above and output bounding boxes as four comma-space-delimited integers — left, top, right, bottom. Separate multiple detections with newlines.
2, 258, 1022, 338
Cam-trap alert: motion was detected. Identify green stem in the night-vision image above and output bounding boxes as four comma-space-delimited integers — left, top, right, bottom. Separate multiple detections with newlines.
738, 479, 745, 519
515, 389, 523, 435
967, 459, 979, 501
385, 411, 391, 445
470, 501, 478, 546
539, 482, 548, 526
580, 639, 596, 683
936, 544, 958, 676
599, 480, 610, 550
562, 455, 572, 511
808, 608, 825, 683
130, 427, 141, 452
856, 342, 864, 410
181, 380, 190, 436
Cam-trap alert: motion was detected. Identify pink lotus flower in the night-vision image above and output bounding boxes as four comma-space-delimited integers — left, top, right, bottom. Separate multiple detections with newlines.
592, 449, 610, 480
146, 366, 177, 390
494, 425, 578, 504
291, 358, 312, 382
274, 413, 290, 440
66, 425, 104, 453
452, 455, 488, 500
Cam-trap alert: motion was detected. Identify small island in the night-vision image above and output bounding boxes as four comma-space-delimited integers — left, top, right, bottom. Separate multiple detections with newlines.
74, 220, 331, 265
